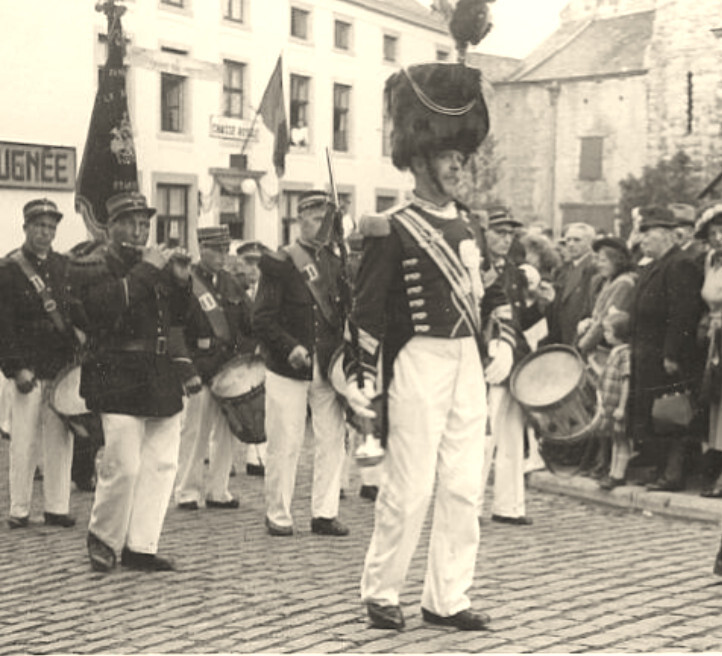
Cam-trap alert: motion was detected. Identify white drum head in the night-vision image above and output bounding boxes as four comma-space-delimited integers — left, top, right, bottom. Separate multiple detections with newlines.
211, 357, 265, 399
51, 366, 89, 417
511, 347, 583, 409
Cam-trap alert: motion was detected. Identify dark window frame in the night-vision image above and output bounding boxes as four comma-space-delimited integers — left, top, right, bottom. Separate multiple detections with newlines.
224, 0, 244, 23
334, 19, 351, 50
161, 72, 185, 133
383, 34, 398, 62
223, 60, 245, 119
333, 83, 351, 153
579, 136, 604, 181
156, 183, 188, 248
290, 6, 310, 40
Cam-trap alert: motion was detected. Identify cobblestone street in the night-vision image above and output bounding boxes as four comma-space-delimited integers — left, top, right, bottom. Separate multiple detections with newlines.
2, 437, 722, 654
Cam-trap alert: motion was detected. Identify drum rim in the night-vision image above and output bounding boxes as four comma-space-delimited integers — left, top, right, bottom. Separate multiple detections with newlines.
48, 363, 88, 418
510, 344, 586, 410
532, 392, 604, 444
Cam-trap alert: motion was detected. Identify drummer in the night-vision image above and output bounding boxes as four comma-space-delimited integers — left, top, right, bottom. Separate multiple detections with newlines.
253, 190, 348, 538
479, 206, 549, 526
175, 225, 255, 510
0, 198, 82, 529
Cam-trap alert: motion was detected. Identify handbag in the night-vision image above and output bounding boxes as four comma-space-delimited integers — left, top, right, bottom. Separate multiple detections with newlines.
651, 391, 696, 435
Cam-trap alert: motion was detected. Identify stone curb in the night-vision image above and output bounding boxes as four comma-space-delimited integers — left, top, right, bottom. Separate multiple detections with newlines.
528, 470, 722, 525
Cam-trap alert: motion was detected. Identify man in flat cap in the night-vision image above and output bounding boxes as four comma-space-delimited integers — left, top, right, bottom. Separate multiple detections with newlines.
253, 189, 349, 538
629, 205, 704, 492
174, 225, 255, 510
0, 198, 82, 529
478, 207, 545, 528
343, 62, 518, 631
75, 191, 196, 572
670, 202, 705, 266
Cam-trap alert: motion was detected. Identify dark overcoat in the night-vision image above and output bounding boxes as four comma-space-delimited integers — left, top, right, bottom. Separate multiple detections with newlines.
629, 244, 704, 439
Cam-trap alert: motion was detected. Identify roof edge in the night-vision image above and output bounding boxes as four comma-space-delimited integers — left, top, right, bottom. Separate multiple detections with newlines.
337, 0, 448, 35
495, 68, 649, 86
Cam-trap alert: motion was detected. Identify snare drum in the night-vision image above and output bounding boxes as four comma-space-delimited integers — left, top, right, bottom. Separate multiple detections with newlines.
49, 365, 104, 442
210, 354, 266, 444
510, 345, 601, 475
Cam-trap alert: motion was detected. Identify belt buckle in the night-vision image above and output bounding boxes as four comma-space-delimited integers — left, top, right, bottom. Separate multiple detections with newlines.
156, 336, 167, 355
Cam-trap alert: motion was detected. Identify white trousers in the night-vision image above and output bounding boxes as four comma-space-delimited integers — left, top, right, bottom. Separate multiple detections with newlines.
8, 380, 73, 517
175, 387, 234, 504
246, 442, 267, 467
479, 385, 526, 519
89, 413, 180, 555
264, 358, 345, 527
361, 336, 486, 616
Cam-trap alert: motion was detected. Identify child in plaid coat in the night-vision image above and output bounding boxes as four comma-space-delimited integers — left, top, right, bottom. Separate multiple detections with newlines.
598, 311, 633, 489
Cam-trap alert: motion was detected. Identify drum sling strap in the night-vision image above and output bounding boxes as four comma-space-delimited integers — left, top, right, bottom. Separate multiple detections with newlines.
394, 208, 482, 336
190, 271, 232, 344
285, 243, 339, 327
10, 251, 69, 334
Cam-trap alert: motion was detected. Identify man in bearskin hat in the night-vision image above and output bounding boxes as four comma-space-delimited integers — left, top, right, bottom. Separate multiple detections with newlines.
344, 61, 518, 631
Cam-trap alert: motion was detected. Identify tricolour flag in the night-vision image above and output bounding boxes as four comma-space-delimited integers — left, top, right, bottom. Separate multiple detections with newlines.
75, 3, 139, 239
257, 56, 289, 178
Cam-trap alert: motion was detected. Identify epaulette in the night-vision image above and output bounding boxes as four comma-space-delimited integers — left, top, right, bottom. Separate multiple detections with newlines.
67, 241, 108, 267
359, 213, 392, 238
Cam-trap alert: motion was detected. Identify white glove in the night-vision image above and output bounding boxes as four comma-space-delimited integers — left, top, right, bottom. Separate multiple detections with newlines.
345, 378, 376, 419
485, 339, 514, 385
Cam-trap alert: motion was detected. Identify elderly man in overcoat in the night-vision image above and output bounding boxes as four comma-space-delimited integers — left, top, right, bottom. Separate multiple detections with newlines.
629, 206, 704, 491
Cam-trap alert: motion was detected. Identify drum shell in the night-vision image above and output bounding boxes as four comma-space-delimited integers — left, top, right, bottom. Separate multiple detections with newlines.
510, 345, 600, 444
49, 364, 104, 443
215, 385, 266, 444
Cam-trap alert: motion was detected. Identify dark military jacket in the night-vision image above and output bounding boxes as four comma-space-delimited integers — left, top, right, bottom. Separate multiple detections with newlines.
73, 243, 192, 417
485, 256, 544, 366
348, 202, 517, 389
0, 246, 80, 380
253, 242, 343, 381
184, 264, 254, 383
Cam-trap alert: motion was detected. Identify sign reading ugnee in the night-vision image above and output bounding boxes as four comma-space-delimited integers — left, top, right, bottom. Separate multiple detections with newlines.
0, 141, 76, 190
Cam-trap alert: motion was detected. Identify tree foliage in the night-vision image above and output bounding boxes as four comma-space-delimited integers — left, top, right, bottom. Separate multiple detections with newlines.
618, 150, 702, 226
457, 134, 503, 210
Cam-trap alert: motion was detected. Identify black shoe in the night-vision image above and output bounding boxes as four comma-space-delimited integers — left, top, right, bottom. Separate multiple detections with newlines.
646, 478, 683, 492
87, 532, 116, 572
246, 463, 265, 477
205, 498, 240, 509
7, 515, 29, 529
311, 517, 349, 536
44, 512, 76, 528
121, 548, 175, 571
714, 549, 722, 576
265, 516, 293, 536
177, 501, 199, 511
421, 607, 491, 631
366, 602, 405, 630
359, 485, 379, 501
491, 514, 533, 526
599, 476, 626, 491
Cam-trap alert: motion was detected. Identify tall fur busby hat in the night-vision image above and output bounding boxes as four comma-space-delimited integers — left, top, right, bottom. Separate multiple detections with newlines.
385, 63, 489, 171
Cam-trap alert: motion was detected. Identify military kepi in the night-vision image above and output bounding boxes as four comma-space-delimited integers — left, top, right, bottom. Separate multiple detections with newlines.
106, 192, 156, 224
23, 198, 63, 224
197, 225, 231, 248
487, 205, 523, 229
298, 190, 329, 213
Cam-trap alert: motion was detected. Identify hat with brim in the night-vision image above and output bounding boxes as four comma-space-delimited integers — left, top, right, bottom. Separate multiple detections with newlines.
668, 203, 696, 228
197, 225, 231, 249
106, 192, 156, 224
23, 198, 63, 224
592, 236, 630, 256
487, 206, 522, 229
298, 190, 329, 213
236, 240, 264, 259
638, 205, 677, 232
695, 201, 722, 240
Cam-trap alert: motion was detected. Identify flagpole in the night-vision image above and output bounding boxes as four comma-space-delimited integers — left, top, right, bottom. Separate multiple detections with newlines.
239, 107, 261, 158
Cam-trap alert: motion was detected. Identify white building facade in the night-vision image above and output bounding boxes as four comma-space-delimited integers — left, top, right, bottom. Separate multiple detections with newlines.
0, 0, 452, 254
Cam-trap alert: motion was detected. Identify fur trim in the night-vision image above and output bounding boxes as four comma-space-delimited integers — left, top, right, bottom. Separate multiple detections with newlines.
386, 63, 489, 170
